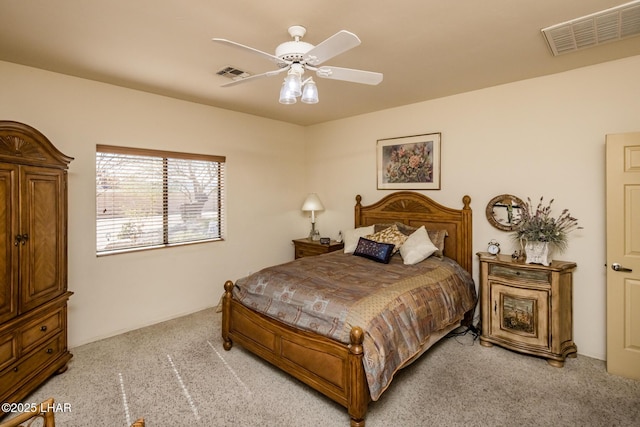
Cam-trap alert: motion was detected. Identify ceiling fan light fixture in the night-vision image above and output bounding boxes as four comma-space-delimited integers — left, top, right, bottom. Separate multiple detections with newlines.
213, 26, 382, 106
301, 78, 319, 104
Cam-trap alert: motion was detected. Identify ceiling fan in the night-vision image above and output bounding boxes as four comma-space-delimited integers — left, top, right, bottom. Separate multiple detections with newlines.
212, 25, 383, 104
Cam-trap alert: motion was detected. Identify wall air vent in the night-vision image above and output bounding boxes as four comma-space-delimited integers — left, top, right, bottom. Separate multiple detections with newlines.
541, 0, 640, 56
216, 66, 251, 80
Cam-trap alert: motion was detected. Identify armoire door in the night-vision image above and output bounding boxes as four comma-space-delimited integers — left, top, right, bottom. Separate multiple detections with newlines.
0, 164, 18, 323
18, 165, 66, 313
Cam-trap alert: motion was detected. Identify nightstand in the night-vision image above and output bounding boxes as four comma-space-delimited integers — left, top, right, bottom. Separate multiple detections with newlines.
477, 252, 577, 367
292, 238, 344, 259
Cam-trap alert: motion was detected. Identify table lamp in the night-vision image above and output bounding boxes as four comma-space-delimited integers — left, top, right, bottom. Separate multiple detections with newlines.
301, 193, 324, 240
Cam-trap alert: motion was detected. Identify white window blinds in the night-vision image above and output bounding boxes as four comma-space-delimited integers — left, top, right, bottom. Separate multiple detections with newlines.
96, 145, 225, 255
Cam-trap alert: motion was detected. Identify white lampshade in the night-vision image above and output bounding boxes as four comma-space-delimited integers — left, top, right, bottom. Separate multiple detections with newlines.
301, 193, 324, 213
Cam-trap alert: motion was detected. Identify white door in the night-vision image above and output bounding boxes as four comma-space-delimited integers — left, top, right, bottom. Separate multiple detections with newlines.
605, 132, 640, 380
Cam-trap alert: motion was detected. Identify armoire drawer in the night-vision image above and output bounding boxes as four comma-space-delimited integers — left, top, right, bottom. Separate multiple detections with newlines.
20, 308, 63, 354
0, 334, 63, 393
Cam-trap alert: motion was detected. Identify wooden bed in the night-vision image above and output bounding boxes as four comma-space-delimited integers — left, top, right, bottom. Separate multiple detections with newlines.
221, 191, 473, 426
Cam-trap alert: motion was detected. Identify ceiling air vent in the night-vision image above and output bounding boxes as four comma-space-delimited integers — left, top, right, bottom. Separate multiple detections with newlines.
216, 66, 251, 80
542, 0, 640, 56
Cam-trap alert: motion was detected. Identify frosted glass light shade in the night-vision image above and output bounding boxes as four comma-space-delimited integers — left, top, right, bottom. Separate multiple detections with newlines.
301, 80, 319, 104
279, 82, 297, 104
283, 72, 302, 97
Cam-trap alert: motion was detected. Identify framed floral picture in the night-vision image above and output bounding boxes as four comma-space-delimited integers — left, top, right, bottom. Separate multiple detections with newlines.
376, 133, 441, 190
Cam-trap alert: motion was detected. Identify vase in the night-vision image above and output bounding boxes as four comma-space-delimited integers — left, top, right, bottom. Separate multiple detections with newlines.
524, 241, 552, 266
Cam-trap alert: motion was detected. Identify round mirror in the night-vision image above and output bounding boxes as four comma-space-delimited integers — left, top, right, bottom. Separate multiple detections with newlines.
486, 194, 525, 231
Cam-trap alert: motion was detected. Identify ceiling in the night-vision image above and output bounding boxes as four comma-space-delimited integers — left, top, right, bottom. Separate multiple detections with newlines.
1, 0, 639, 126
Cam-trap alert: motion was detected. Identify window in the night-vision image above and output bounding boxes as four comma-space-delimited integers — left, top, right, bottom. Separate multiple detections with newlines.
96, 145, 225, 255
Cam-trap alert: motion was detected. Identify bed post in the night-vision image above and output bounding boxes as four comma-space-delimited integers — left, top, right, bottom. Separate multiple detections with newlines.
348, 326, 368, 427
222, 280, 234, 351
461, 195, 473, 275
354, 195, 363, 228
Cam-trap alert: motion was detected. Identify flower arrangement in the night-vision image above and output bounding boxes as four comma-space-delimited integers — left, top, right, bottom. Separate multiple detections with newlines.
512, 196, 582, 252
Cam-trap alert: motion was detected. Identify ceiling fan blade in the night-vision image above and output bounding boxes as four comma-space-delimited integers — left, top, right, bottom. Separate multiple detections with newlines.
315, 66, 383, 85
304, 30, 361, 66
220, 67, 289, 87
212, 38, 288, 66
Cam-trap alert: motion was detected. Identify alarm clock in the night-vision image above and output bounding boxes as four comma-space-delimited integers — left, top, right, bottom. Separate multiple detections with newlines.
487, 239, 501, 255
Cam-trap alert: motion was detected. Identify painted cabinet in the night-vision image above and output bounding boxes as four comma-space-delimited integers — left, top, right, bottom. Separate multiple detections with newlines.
477, 252, 577, 367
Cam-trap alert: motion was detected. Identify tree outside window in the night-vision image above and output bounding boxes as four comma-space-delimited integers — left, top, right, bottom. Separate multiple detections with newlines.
96, 145, 225, 255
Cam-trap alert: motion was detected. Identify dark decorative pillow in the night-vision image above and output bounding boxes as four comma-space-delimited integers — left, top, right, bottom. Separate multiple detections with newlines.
365, 224, 407, 253
353, 237, 395, 264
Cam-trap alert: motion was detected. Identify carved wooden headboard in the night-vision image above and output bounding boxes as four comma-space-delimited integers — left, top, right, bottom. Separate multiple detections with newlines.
354, 191, 472, 274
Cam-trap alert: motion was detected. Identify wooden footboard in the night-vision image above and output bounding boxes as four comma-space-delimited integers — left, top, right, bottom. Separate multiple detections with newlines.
222, 281, 369, 426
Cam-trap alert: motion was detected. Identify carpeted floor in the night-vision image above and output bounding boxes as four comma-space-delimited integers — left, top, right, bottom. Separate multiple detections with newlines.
10, 308, 640, 426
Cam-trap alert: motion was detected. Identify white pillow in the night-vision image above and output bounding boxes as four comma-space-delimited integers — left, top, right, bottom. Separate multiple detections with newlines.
343, 225, 375, 253
400, 226, 438, 265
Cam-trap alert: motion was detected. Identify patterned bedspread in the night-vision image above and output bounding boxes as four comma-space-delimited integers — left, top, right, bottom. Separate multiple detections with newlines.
232, 250, 477, 400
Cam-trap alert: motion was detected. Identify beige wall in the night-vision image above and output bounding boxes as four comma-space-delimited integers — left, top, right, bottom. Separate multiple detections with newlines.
0, 61, 307, 347
305, 54, 640, 360
2, 54, 639, 360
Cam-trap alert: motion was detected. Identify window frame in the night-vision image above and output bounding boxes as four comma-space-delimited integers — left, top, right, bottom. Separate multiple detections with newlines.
96, 144, 225, 256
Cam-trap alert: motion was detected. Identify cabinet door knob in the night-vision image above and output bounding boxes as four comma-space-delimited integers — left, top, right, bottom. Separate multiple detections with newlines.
46, 348, 53, 354
40, 325, 47, 332
494, 301, 497, 313
13, 234, 29, 246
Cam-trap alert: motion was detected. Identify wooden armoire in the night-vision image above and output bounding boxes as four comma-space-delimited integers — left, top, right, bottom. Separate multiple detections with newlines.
0, 121, 73, 407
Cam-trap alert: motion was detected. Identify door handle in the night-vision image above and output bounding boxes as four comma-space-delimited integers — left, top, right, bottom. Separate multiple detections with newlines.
611, 263, 633, 273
